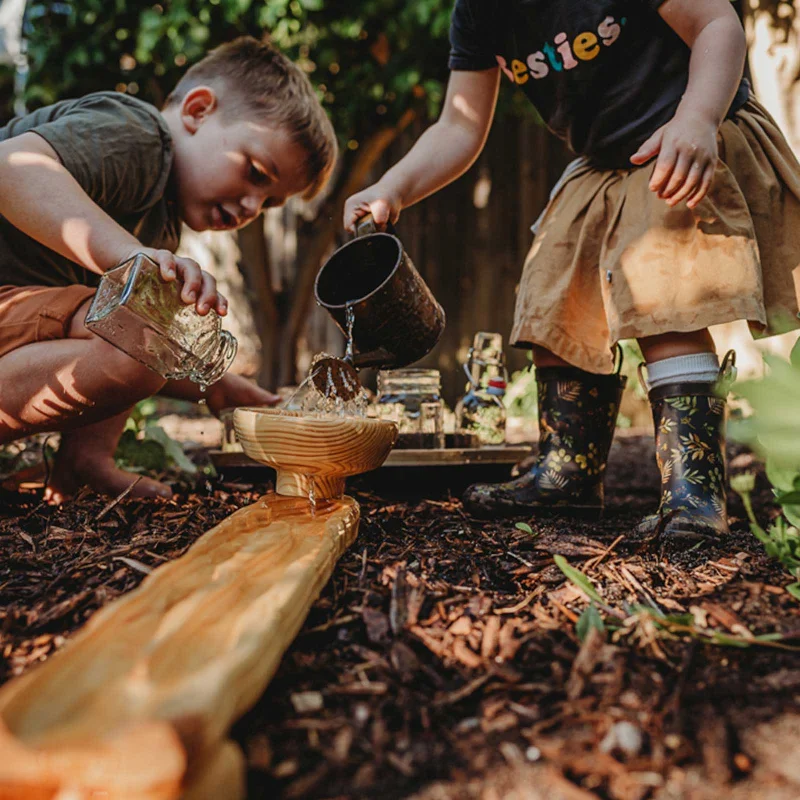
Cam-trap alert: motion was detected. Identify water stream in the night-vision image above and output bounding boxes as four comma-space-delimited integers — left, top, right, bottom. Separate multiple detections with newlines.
278, 301, 367, 510
344, 302, 355, 363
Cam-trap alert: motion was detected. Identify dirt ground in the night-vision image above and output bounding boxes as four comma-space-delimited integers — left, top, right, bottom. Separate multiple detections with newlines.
1, 431, 799, 799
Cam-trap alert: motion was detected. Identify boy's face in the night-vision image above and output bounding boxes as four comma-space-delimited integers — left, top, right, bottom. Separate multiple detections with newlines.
170, 87, 313, 232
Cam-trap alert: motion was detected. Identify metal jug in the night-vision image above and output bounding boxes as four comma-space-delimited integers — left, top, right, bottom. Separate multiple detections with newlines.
314, 215, 445, 369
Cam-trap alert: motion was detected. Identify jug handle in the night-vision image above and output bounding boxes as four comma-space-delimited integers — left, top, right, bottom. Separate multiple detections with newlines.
354, 212, 397, 239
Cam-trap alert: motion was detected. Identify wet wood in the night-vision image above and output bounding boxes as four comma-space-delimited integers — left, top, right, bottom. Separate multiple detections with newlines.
233, 407, 398, 500
0, 492, 361, 798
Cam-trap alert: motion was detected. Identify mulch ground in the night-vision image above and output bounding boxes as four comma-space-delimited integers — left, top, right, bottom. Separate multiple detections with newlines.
1, 433, 799, 799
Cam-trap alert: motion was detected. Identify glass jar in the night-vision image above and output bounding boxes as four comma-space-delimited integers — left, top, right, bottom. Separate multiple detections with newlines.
464, 331, 506, 389
85, 254, 237, 387
455, 332, 508, 446
455, 377, 507, 445
376, 368, 444, 449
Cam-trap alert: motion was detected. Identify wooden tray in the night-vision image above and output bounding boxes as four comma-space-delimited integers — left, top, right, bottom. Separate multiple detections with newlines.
210, 444, 531, 471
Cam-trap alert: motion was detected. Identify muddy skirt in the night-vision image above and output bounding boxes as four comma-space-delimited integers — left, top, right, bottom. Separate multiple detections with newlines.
510, 97, 800, 373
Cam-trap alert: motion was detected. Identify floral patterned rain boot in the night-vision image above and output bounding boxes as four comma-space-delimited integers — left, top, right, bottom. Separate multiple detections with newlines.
637, 353, 736, 541
462, 365, 626, 518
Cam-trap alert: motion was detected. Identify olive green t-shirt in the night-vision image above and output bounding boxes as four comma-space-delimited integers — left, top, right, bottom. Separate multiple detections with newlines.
0, 91, 181, 288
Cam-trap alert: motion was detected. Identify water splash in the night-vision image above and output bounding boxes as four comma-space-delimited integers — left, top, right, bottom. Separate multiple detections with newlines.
282, 352, 369, 419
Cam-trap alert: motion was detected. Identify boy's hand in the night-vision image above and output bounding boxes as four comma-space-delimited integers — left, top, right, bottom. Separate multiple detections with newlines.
122, 247, 229, 317
630, 111, 718, 210
344, 181, 403, 233
205, 374, 281, 417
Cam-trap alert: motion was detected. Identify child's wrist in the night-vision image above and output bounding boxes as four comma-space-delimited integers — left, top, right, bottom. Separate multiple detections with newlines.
375, 176, 408, 213
110, 242, 149, 269
674, 105, 722, 130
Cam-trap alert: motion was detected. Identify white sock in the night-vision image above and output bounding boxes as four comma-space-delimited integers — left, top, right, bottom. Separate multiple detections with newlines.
645, 352, 720, 390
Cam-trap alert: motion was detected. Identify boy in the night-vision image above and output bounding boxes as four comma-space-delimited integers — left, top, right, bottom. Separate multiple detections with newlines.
0, 36, 338, 503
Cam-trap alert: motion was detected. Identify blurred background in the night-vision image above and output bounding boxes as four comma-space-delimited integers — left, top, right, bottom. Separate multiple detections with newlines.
1, 0, 799, 422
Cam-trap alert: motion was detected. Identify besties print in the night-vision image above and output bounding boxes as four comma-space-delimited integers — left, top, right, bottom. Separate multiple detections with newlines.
449, 0, 748, 168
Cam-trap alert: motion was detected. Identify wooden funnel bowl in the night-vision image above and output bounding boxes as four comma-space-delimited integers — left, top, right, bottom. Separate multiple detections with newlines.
233, 408, 398, 499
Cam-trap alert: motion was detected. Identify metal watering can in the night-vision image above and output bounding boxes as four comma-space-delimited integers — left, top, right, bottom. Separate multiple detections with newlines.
314, 214, 446, 372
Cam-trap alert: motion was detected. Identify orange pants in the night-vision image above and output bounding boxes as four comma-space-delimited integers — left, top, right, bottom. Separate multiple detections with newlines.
0, 285, 96, 358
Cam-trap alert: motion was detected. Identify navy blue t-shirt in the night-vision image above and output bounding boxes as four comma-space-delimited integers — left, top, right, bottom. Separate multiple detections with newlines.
449, 0, 749, 168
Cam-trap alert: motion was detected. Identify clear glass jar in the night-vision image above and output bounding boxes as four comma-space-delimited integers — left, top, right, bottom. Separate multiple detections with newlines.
455, 332, 508, 446
85, 254, 237, 387
376, 368, 444, 449
464, 331, 506, 389
455, 378, 507, 445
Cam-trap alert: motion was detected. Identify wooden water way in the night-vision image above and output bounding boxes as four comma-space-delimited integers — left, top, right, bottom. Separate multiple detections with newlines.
0, 493, 360, 798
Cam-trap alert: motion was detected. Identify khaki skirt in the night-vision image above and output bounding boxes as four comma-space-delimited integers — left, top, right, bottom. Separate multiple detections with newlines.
510, 97, 800, 373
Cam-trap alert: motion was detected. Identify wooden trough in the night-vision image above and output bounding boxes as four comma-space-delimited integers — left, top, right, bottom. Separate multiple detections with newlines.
0, 409, 397, 799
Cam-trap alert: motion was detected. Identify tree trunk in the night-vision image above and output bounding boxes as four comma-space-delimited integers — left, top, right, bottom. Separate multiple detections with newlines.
237, 217, 279, 388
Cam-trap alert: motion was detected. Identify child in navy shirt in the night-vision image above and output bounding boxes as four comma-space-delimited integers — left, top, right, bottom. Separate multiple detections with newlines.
345, 0, 800, 541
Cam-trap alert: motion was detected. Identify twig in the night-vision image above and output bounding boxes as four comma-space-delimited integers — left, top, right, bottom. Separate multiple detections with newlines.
432, 673, 491, 706
584, 534, 624, 571
495, 591, 537, 615
300, 614, 358, 636
506, 549, 537, 568
95, 476, 143, 522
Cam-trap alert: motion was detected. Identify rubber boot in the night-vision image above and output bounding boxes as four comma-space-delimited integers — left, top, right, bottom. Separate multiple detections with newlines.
462, 364, 626, 517
637, 352, 735, 541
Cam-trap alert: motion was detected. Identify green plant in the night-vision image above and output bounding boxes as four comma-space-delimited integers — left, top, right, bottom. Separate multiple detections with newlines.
115, 399, 197, 475
505, 358, 537, 418
731, 473, 800, 600
728, 338, 800, 600
553, 554, 796, 649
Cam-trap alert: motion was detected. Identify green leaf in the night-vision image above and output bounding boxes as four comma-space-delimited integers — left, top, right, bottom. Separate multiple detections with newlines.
790, 337, 800, 369
515, 521, 534, 535
115, 429, 167, 472
786, 582, 800, 601
662, 612, 695, 627
553, 555, 602, 604
144, 424, 197, 474
576, 603, 605, 641
776, 490, 800, 506
753, 632, 787, 642
782, 505, 800, 529
765, 458, 800, 493
709, 632, 752, 648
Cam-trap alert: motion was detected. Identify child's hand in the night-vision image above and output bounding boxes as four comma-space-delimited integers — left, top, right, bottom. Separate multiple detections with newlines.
205, 374, 281, 417
344, 182, 403, 233
630, 112, 719, 209
125, 247, 229, 317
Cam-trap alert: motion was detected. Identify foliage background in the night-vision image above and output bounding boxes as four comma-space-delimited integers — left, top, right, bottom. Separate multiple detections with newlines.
13, 0, 455, 143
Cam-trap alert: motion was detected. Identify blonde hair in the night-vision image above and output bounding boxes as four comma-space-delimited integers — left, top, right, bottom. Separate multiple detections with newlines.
165, 36, 338, 199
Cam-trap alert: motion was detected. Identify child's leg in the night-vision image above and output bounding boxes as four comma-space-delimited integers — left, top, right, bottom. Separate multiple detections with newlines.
44, 410, 172, 504
637, 329, 715, 363
531, 345, 571, 368
463, 344, 625, 517
0, 297, 169, 498
636, 328, 729, 541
